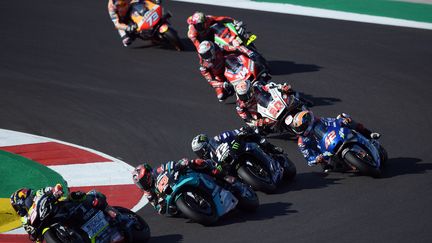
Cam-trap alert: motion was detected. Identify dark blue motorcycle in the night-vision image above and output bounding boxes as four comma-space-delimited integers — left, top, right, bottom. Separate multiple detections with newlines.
156, 168, 259, 225
312, 119, 387, 177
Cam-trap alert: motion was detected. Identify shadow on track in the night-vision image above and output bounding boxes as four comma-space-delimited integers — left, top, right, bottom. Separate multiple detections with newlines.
300, 92, 342, 107
149, 234, 183, 243
268, 60, 321, 76
382, 157, 430, 178
275, 172, 343, 194
214, 202, 297, 226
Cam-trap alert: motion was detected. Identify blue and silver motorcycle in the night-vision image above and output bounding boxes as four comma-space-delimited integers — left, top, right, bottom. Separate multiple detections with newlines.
156, 168, 259, 225
311, 119, 387, 177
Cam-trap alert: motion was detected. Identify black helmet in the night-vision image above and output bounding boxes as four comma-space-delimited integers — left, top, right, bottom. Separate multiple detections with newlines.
191, 134, 211, 159
10, 188, 34, 217
132, 164, 154, 191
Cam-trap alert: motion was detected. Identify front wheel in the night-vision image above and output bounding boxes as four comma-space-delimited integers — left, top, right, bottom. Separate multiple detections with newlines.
344, 151, 381, 178
114, 206, 151, 243
175, 188, 218, 225
44, 226, 85, 243
162, 28, 184, 51
236, 185, 259, 212
274, 155, 296, 180
237, 163, 277, 193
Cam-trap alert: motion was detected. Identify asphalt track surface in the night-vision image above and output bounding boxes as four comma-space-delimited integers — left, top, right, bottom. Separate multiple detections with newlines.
1, 1, 432, 243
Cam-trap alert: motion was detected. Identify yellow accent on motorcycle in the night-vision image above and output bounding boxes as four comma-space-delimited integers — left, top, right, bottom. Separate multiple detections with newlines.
246, 34, 257, 46
159, 24, 169, 33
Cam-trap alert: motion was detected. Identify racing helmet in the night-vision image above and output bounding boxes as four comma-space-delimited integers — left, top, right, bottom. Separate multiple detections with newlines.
10, 188, 34, 217
190, 12, 206, 32
198, 41, 215, 62
132, 164, 154, 191
235, 80, 252, 102
291, 110, 315, 136
191, 134, 211, 159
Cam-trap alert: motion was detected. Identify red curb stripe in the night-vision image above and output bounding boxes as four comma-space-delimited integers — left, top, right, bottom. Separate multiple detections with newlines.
0, 234, 29, 243
69, 184, 143, 209
0, 142, 112, 166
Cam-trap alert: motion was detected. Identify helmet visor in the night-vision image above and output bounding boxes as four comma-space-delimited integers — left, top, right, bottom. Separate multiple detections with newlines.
195, 23, 205, 32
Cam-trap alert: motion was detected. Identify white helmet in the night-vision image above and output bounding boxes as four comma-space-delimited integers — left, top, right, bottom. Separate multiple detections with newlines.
198, 41, 215, 61
235, 80, 252, 102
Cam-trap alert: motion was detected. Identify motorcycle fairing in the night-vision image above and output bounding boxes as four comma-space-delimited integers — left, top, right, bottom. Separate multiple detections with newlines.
256, 87, 288, 121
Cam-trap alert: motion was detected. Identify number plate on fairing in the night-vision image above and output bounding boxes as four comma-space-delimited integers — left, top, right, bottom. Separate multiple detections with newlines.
81, 210, 109, 238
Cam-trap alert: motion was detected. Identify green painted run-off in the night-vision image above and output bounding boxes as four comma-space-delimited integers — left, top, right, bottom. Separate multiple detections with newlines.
0, 150, 67, 198
252, 0, 432, 23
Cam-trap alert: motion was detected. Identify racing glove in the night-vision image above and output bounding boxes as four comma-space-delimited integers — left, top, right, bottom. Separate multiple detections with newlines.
337, 113, 352, 125
125, 24, 137, 34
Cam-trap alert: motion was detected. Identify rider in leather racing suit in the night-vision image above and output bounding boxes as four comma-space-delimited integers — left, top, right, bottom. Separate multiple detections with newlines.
290, 110, 381, 171
235, 80, 293, 132
133, 159, 223, 214
108, 0, 160, 47
10, 184, 92, 242
198, 40, 257, 102
191, 127, 284, 164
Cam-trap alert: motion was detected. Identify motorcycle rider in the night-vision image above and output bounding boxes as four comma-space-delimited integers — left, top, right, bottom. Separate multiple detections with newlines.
191, 127, 284, 164
289, 110, 381, 172
9, 184, 92, 242
108, 0, 160, 47
235, 80, 293, 132
132, 158, 246, 214
198, 40, 259, 102
187, 12, 245, 51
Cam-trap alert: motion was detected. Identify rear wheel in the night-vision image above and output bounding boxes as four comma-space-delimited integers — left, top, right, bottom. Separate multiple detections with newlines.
175, 188, 218, 225
344, 151, 381, 178
163, 28, 183, 51
237, 161, 276, 193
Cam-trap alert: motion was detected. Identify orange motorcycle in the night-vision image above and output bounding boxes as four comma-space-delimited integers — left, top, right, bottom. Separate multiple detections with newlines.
129, 1, 183, 51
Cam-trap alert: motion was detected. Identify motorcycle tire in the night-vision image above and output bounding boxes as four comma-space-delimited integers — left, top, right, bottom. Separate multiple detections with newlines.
237, 164, 277, 193
277, 155, 297, 180
114, 206, 151, 243
344, 151, 381, 178
175, 187, 218, 226
163, 28, 184, 51
236, 187, 259, 212
378, 144, 388, 168
44, 227, 85, 243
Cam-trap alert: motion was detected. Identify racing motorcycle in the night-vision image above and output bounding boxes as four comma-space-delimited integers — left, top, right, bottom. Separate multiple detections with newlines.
287, 117, 388, 177
129, 1, 183, 51
29, 191, 150, 243
210, 22, 268, 68
254, 82, 312, 135
156, 168, 259, 225
211, 138, 297, 193
224, 53, 270, 90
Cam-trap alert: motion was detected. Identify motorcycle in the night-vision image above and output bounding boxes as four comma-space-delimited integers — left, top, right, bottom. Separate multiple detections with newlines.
289, 118, 388, 177
29, 191, 150, 243
224, 53, 270, 90
211, 137, 297, 193
156, 168, 259, 225
129, 1, 183, 51
210, 22, 268, 68
254, 82, 311, 135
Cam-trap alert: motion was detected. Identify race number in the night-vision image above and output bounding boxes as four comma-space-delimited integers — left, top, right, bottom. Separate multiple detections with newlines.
145, 11, 159, 26
216, 143, 230, 162
156, 173, 169, 193
325, 130, 337, 149
268, 100, 284, 117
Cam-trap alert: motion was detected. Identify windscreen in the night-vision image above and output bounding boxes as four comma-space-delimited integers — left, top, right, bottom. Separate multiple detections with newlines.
254, 86, 273, 107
